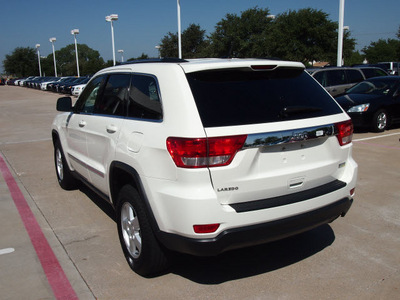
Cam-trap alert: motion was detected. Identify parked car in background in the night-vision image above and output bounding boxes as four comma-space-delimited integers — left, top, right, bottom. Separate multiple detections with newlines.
353, 63, 399, 76
60, 77, 90, 94
26, 76, 57, 89
307, 67, 366, 96
357, 67, 388, 79
6, 78, 16, 85
17, 76, 36, 86
378, 62, 399, 75
41, 77, 60, 90
71, 83, 87, 96
49, 77, 75, 92
58, 77, 82, 94
335, 76, 400, 132
45, 77, 70, 91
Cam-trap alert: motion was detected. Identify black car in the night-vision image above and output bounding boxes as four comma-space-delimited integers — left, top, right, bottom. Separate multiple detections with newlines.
335, 76, 400, 132
59, 77, 90, 94
51, 77, 76, 93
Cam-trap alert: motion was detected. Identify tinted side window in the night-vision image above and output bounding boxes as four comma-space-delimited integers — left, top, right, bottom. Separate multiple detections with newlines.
74, 75, 106, 113
128, 75, 162, 120
94, 74, 130, 116
186, 68, 342, 127
361, 68, 387, 78
313, 71, 327, 87
326, 70, 346, 86
346, 69, 364, 83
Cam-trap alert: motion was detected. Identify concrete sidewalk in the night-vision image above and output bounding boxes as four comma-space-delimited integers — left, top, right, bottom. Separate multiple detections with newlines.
0, 86, 94, 299
0, 152, 94, 300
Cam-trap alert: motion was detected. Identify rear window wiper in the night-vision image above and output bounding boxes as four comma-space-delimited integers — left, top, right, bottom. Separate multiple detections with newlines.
279, 106, 322, 118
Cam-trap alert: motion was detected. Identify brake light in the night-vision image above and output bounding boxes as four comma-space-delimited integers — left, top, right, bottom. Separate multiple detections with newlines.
335, 120, 353, 146
251, 65, 277, 70
166, 135, 247, 168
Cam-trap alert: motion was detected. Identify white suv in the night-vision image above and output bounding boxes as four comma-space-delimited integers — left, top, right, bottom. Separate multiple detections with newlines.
52, 58, 357, 276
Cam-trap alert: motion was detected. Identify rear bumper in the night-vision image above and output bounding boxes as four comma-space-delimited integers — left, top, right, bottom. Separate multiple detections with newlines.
157, 197, 353, 256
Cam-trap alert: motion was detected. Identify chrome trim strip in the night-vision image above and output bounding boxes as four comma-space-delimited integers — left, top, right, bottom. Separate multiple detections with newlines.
243, 124, 335, 149
68, 154, 105, 178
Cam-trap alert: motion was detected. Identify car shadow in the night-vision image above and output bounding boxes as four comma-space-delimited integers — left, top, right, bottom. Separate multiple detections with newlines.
77, 182, 116, 222
75, 182, 336, 283
170, 224, 335, 284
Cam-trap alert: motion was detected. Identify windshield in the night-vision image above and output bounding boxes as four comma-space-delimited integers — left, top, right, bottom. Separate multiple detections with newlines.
347, 79, 397, 96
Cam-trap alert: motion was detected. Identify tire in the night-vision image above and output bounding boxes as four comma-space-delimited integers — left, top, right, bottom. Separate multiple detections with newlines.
372, 109, 389, 132
116, 185, 170, 277
54, 140, 77, 190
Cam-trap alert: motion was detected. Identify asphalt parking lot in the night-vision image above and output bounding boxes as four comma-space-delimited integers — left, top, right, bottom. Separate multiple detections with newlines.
0, 85, 399, 300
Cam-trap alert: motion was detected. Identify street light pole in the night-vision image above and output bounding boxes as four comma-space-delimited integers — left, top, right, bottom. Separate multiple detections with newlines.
106, 14, 119, 66
71, 29, 80, 77
177, 0, 182, 59
35, 44, 42, 77
49, 37, 57, 77
118, 50, 124, 63
155, 45, 162, 59
337, 0, 345, 67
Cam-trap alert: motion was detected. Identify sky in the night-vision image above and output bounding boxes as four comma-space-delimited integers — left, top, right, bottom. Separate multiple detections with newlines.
1, 0, 399, 74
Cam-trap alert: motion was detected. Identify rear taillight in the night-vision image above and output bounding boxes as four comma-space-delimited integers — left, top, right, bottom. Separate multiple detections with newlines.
335, 120, 353, 146
166, 135, 247, 168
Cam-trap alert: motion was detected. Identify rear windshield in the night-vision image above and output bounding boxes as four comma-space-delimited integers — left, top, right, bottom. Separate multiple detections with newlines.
186, 68, 342, 127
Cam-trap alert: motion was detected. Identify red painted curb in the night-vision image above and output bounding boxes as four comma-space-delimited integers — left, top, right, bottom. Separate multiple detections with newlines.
0, 154, 79, 300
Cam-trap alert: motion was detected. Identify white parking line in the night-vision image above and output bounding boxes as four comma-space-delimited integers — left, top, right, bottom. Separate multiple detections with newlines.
0, 248, 15, 255
353, 132, 400, 142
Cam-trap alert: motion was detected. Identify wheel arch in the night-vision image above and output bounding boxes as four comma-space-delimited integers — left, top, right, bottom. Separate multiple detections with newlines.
109, 162, 160, 232
52, 129, 60, 145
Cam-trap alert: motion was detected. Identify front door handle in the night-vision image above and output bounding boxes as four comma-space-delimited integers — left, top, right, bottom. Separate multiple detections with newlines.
106, 124, 118, 134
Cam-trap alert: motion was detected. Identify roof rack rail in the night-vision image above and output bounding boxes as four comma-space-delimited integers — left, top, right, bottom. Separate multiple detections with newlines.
118, 57, 188, 65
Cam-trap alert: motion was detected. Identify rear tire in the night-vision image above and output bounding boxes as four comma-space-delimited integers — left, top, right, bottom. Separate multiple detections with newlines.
54, 140, 77, 190
116, 185, 170, 277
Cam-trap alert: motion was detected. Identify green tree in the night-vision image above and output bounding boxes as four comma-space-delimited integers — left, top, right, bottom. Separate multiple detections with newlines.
40, 56, 55, 77
50, 44, 105, 76
345, 50, 365, 66
3, 47, 37, 77
182, 24, 209, 58
208, 7, 273, 58
160, 23, 208, 58
40, 44, 105, 76
362, 39, 400, 63
160, 32, 178, 58
268, 8, 355, 64
127, 53, 150, 61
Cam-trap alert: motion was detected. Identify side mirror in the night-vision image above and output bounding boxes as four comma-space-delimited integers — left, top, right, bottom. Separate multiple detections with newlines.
56, 97, 72, 112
